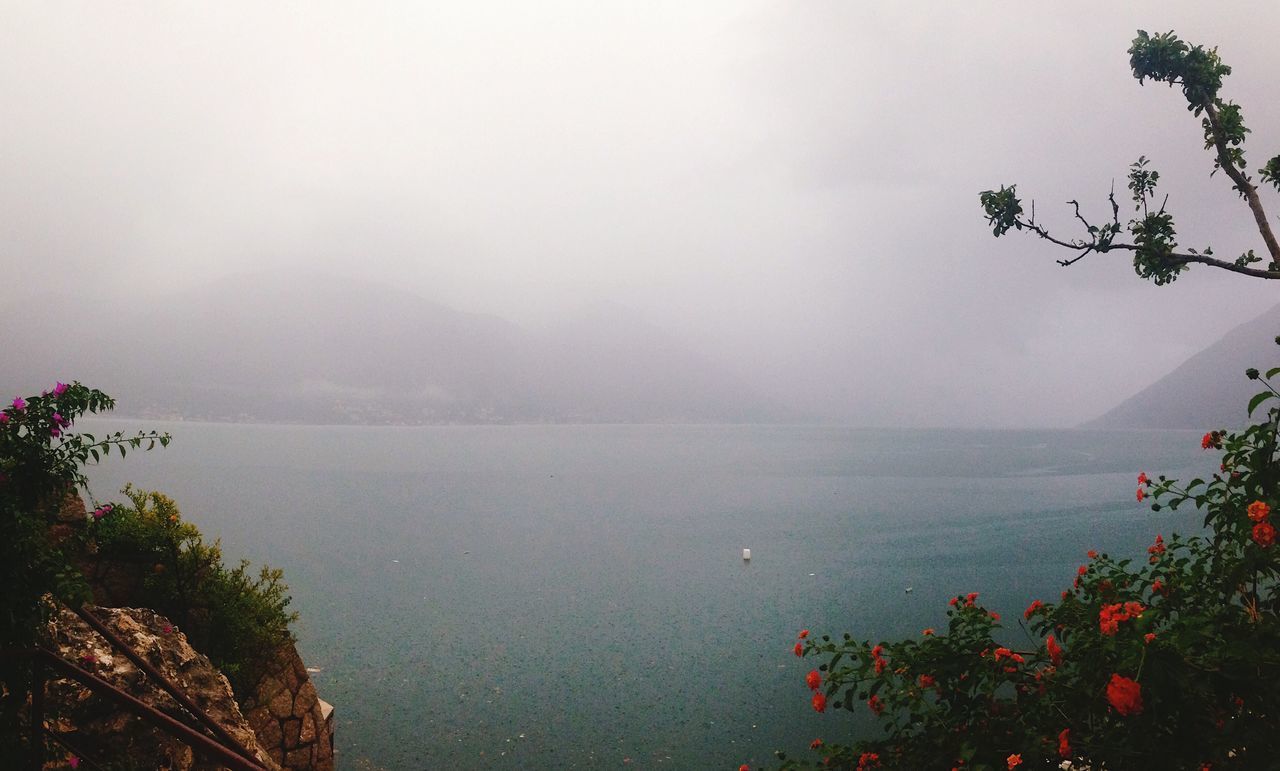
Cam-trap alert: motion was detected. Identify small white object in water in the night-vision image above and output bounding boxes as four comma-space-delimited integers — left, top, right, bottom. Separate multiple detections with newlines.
905, 586, 914, 594
742, 548, 751, 561
391, 559, 400, 563
809, 573, 815, 577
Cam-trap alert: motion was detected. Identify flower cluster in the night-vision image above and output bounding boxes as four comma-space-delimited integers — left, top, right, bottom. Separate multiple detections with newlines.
1248, 499, 1275, 548
1098, 601, 1145, 636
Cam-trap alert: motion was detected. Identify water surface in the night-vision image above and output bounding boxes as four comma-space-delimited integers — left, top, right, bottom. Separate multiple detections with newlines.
83, 423, 1211, 769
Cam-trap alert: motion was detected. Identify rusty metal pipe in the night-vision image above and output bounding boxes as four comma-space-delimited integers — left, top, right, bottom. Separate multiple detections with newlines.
72, 604, 264, 768
37, 648, 267, 771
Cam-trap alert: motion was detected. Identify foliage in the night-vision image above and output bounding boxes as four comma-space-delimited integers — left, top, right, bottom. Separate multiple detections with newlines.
88, 484, 297, 694
979, 30, 1280, 282
0, 380, 295, 755
774, 365, 1280, 769
0, 382, 170, 648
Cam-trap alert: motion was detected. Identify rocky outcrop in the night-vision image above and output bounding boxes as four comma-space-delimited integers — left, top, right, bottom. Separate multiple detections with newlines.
241, 644, 335, 771
45, 604, 279, 770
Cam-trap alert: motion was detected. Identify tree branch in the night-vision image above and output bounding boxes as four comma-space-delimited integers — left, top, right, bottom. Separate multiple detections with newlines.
1204, 101, 1280, 262
1010, 211, 1280, 279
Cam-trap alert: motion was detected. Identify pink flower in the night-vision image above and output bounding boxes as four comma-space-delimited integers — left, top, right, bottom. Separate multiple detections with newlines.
68, 758, 80, 769
54, 382, 68, 396
11, 397, 25, 411
0, 413, 8, 425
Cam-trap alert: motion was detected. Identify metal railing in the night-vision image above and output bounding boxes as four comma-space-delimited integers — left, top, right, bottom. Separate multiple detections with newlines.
2, 604, 269, 771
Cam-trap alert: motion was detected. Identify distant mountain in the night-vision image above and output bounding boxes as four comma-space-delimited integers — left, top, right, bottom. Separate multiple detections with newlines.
1085, 302, 1280, 429
0, 272, 786, 424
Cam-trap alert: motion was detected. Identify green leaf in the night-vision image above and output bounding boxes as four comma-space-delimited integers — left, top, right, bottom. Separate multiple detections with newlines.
1248, 391, 1273, 416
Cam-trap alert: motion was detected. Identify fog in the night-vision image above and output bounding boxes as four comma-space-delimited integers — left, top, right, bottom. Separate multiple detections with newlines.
4, 1, 1280, 426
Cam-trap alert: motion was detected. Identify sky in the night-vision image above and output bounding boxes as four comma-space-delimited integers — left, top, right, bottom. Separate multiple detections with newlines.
3, 1, 1280, 427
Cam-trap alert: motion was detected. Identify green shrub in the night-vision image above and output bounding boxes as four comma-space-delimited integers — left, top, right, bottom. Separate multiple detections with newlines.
87, 485, 297, 695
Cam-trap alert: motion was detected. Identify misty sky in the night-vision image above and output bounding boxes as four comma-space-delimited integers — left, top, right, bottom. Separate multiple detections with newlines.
4, 2, 1280, 427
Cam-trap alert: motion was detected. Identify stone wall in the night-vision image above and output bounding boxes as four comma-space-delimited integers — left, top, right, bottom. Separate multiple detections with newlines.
45, 604, 280, 770
240, 643, 335, 771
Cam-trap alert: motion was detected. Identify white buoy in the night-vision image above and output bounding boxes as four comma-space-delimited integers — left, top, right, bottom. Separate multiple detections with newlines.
905, 586, 914, 594
742, 548, 751, 561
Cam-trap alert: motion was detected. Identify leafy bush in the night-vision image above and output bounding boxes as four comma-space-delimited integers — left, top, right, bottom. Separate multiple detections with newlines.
0, 381, 295, 703
86, 485, 297, 694
777, 367, 1280, 769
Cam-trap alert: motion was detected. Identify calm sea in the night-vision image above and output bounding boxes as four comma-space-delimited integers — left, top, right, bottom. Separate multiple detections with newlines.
81, 422, 1212, 770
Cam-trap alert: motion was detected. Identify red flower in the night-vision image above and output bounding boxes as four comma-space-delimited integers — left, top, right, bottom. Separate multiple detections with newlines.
1152, 579, 1164, 594
1077, 565, 1087, 576
1252, 520, 1276, 548
1144, 633, 1156, 644
922, 628, 935, 636
793, 642, 803, 657
1248, 501, 1271, 522
1087, 549, 1098, 559
1058, 728, 1070, 759
919, 674, 936, 688
1106, 673, 1143, 716
1201, 431, 1221, 450
1007, 754, 1023, 769
810, 738, 823, 750
1024, 600, 1044, 620
857, 753, 880, 771
1136, 487, 1146, 502
811, 691, 827, 713
805, 670, 822, 690
1099, 601, 1145, 635
964, 592, 979, 607
1137, 471, 1149, 486
740, 765, 750, 771
1045, 635, 1063, 667
866, 694, 883, 715
948, 596, 959, 607
989, 611, 1001, 621
798, 629, 809, 639
1147, 534, 1166, 562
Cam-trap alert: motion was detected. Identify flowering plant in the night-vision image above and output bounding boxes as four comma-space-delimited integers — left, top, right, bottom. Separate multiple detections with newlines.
776, 366, 1280, 770
0, 382, 170, 646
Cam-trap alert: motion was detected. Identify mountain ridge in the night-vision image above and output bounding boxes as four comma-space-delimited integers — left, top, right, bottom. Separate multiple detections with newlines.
1, 271, 790, 425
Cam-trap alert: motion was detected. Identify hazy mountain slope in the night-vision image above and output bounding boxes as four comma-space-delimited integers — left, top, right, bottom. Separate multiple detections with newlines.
1085, 303, 1280, 429
0, 272, 783, 424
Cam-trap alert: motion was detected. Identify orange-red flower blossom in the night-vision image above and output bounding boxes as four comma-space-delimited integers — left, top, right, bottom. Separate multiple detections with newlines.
1099, 602, 1145, 635
1248, 501, 1271, 523
805, 670, 821, 691
1106, 673, 1143, 716
1253, 520, 1276, 548
1045, 635, 1063, 667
